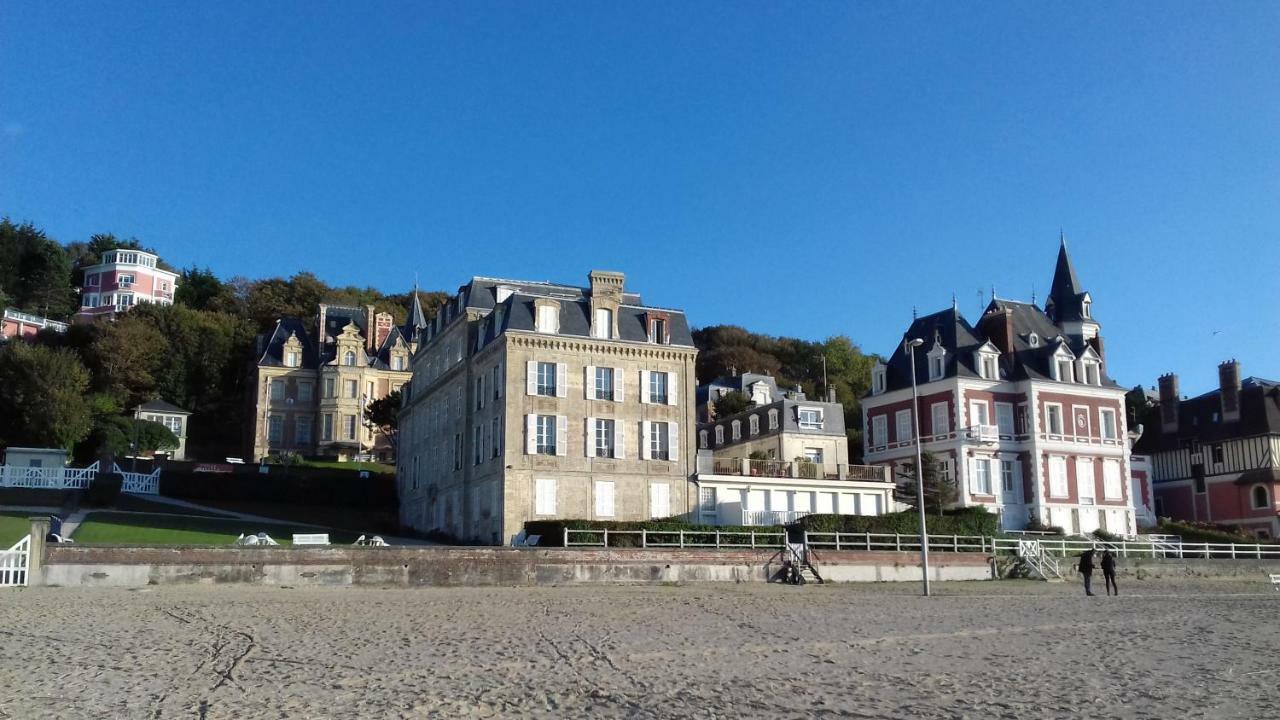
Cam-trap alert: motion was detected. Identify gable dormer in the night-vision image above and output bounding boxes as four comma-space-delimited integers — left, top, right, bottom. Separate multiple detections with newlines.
871, 360, 887, 395
1050, 340, 1077, 382
974, 341, 1000, 381
1076, 344, 1102, 386
282, 332, 303, 368
749, 380, 772, 405
926, 337, 947, 381
336, 321, 365, 366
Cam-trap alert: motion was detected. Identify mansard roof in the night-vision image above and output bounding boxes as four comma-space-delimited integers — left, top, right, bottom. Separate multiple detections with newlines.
256, 318, 319, 369
1135, 377, 1280, 453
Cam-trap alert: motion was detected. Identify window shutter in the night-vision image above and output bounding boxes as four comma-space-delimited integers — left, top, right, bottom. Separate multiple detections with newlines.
556, 363, 568, 398
585, 418, 596, 458
496, 361, 503, 398
640, 370, 650, 404
585, 366, 596, 400
526, 361, 537, 396
668, 421, 679, 462
613, 421, 625, 459
641, 421, 652, 459
614, 367, 624, 401
556, 415, 568, 456
525, 414, 537, 454
667, 372, 679, 406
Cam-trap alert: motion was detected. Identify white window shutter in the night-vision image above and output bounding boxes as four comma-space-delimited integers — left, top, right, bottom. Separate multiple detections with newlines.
640, 370, 650, 404
556, 363, 568, 398
668, 421, 679, 462
585, 365, 596, 400
585, 417, 596, 457
614, 367, 624, 401
556, 415, 568, 456
641, 421, 652, 459
667, 372, 679, 406
525, 414, 537, 454
613, 421, 625, 459
526, 361, 537, 396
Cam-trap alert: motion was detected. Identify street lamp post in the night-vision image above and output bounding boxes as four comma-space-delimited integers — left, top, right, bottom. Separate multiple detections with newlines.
905, 337, 931, 597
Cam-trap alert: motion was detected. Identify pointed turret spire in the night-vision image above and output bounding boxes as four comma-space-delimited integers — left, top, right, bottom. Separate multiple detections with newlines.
1046, 233, 1085, 322
406, 284, 428, 332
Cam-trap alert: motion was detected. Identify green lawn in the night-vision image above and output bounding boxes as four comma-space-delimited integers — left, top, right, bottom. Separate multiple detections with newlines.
0, 512, 33, 548
279, 458, 396, 475
72, 512, 359, 546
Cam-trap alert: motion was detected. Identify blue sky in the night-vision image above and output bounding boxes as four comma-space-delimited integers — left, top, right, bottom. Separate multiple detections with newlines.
1, 2, 1277, 395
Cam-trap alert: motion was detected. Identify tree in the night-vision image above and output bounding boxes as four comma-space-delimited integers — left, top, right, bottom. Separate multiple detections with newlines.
0, 219, 76, 318
712, 390, 751, 418
364, 390, 402, 453
176, 266, 239, 313
84, 315, 171, 407
0, 342, 93, 450
893, 451, 956, 517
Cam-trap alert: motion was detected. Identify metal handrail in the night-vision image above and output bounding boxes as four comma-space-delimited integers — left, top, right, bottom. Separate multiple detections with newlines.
563, 528, 787, 549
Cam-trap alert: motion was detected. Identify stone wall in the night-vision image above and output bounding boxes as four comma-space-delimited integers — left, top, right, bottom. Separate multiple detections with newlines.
37, 545, 992, 588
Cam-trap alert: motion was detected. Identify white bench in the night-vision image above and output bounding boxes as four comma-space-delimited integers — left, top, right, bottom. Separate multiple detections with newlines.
1269, 573, 1280, 590
292, 533, 330, 546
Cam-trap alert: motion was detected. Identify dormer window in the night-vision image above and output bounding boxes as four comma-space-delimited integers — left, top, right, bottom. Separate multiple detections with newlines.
1028, 333, 1039, 347
872, 364, 887, 395
731, 420, 741, 441
647, 314, 670, 344
1082, 299, 1091, 319
534, 300, 560, 334
715, 425, 724, 445
1082, 360, 1099, 386
343, 350, 357, 366
927, 345, 946, 382
286, 351, 300, 368
1056, 359, 1074, 382
592, 308, 614, 340
975, 344, 999, 381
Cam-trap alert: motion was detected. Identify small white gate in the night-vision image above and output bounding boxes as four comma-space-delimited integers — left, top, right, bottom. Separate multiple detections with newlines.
0, 535, 31, 587
112, 463, 161, 495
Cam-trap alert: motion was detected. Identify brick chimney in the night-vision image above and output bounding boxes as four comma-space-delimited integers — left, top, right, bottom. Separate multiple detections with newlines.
374, 312, 394, 351
1158, 373, 1180, 433
1087, 335, 1106, 370
979, 306, 1015, 355
1219, 359, 1242, 422
365, 305, 377, 352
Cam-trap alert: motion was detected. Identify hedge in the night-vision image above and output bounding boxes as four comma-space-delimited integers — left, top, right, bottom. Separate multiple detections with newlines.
1157, 519, 1280, 545
159, 467, 398, 509
789, 507, 999, 538
524, 519, 784, 548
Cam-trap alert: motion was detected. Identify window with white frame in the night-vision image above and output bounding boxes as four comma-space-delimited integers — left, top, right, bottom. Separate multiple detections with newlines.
594, 366, 614, 401
699, 429, 708, 449
118, 273, 135, 287
979, 354, 998, 380
1048, 456, 1068, 497
1000, 459, 1016, 494
650, 482, 671, 518
536, 415, 557, 455
1045, 403, 1064, 435
593, 308, 613, 339
1056, 358, 1074, 382
798, 407, 823, 430
1253, 485, 1270, 510
649, 318, 668, 344
731, 420, 741, 441
972, 458, 993, 495
344, 379, 357, 399
535, 361, 557, 397
536, 304, 558, 334
649, 422, 671, 461
1083, 361, 1100, 386
871, 415, 887, 447
535, 478, 557, 515
895, 409, 912, 442
768, 408, 779, 430
286, 351, 300, 368
715, 425, 725, 445
649, 371, 669, 404
996, 403, 1014, 436
343, 414, 357, 441
1103, 460, 1122, 500
749, 414, 759, 436
1099, 408, 1118, 440
872, 366, 886, 395
931, 402, 949, 436
927, 346, 946, 381
595, 480, 615, 517
343, 350, 357, 366
594, 418, 615, 458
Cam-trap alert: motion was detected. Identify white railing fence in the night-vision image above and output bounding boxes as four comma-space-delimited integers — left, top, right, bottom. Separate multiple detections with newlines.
112, 464, 161, 495
804, 531, 995, 553
1015, 539, 1062, 580
992, 536, 1280, 560
564, 528, 787, 549
0, 462, 99, 490
0, 535, 31, 587
742, 509, 810, 527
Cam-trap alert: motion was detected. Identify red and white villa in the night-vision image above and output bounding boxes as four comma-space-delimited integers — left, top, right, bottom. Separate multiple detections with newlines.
862, 239, 1139, 535
74, 248, 180, 320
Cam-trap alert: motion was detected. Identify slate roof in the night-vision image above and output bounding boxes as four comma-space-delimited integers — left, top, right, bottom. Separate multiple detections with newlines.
403, 291, 429, 337
1135, 377, 1280, 453
135, 399, 191, 415
1046, 237, 1089, 323
438, 275, 693, 348
695, 373, 783, 408
256, 318, 319, 369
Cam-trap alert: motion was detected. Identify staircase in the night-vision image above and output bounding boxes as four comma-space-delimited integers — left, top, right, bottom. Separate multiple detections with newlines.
785, 543, 825, 584
1015, 539, 1063, 581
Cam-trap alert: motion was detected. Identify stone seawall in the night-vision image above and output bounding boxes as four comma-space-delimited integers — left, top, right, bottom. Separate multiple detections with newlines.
38, 545, 994, 588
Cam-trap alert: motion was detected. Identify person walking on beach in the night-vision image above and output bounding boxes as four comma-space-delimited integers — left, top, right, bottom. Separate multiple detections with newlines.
1101, 549, 1118, 596
1078, 549, 1096, 596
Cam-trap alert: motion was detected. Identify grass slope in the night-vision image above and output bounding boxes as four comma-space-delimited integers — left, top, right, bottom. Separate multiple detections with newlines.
0, 512, 32, 547
72, 512, 360, 546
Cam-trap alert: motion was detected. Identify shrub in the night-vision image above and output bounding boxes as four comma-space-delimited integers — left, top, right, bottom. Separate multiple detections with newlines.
159, 465, 397, 510
523, 518, 783, 548
1025, 517, 1066, 535
84, 473, 123, 507
1091, 528, 1121, 542
1157, 519, 1280, 545
790, 507, 999, 539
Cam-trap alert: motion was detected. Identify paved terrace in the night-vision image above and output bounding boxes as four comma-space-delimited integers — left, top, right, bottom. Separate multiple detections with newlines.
1, 580, 1274, 718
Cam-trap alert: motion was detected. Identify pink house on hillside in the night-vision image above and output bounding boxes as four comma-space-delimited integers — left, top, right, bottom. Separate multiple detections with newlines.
74, 248, 180, 321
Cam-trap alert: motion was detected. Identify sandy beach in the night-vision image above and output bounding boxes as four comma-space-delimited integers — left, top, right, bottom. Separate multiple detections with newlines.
1, 579, 1275, 719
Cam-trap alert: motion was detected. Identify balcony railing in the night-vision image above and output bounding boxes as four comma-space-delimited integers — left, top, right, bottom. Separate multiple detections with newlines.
697, 455, 890, 483
962, 424, 999, 443
742, 509, 810, 526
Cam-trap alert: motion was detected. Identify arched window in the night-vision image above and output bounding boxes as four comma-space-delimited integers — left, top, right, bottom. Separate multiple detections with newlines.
714, 426, 724, 445
731, 420, 742, 441
768, 409, 779, 430
749, 414, 759, 436
698, 430, 708, 449
343, 350, 356, 366
1253, 485, 1270, 510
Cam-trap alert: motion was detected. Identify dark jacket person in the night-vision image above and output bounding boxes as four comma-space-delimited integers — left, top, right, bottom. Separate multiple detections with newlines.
1078, 550, 1096, 596
1101, 550, 1118, 596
